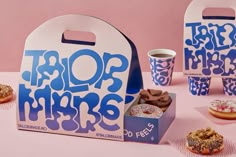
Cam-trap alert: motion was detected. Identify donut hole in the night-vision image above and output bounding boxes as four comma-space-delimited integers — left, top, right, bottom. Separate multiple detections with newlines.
143, 108, 155, 114
143, 110, 152, 114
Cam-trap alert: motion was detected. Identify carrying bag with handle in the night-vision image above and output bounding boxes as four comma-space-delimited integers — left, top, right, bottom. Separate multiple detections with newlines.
17, 14, 143, 141
183, 0, 236, 78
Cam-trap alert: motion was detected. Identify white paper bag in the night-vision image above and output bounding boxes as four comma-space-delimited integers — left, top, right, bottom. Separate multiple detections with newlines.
17, 14, 142, 141
184, 0, 236, 78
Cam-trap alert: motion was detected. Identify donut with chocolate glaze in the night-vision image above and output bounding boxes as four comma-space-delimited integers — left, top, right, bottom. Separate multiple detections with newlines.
186, 128, 224, 155
146, 96, 172, 107
0, 84, 13, 103
139, 89, 172, 111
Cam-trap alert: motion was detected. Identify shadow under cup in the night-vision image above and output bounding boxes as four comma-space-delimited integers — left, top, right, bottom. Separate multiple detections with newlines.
148, 49, 176, 86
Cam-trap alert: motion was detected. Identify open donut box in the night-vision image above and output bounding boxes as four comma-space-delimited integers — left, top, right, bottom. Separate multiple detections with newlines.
124, 92, 176, 144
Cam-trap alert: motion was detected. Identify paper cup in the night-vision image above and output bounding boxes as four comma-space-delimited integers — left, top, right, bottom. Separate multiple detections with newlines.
148, 49, 176, 86
188, 77, 211, 96
222, 78, 236, 96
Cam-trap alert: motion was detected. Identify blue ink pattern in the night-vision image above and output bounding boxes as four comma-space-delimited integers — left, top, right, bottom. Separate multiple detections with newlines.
222, 78, 236, 96
149, 57, 175, 86
188, 77, 211, 96
19, 49, 129, 134
185, 22, 236, 77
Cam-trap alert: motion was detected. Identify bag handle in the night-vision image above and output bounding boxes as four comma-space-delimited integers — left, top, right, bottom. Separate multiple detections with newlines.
25, 14, 129, 49
185, 0, 236, 21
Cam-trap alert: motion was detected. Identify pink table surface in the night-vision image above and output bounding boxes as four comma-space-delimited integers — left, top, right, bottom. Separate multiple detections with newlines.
0, 72, 236, 157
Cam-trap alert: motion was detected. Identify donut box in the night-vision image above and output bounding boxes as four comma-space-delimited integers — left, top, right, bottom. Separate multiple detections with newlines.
124, 93, 176, 144
17, 15, 143, 142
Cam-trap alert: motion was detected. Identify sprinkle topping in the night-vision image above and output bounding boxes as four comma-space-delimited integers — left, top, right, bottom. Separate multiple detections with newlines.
210, 100, 236, 113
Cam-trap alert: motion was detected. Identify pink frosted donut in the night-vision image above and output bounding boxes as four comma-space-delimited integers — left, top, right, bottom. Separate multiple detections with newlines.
208, 100, 236, 119
209, 100, 236, 113
129, 104, 163, 118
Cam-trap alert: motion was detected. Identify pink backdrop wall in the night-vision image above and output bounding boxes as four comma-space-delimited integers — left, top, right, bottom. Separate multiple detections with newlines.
0, 0, 192, 72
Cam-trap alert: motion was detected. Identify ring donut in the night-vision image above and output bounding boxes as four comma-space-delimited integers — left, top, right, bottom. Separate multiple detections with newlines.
147, 96, 172, 107
208, 100, 236, 120
139, 89, 172, 111
0, 84, 13, 103
186, 128, 224, 155
129, 104, 163, 118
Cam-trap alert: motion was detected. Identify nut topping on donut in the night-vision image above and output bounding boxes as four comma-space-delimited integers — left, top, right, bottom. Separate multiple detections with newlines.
186, 128, 224, 155
0, 84, 13, 98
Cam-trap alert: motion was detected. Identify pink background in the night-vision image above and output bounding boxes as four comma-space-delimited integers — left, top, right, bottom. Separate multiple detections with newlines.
0, 0, 192, 72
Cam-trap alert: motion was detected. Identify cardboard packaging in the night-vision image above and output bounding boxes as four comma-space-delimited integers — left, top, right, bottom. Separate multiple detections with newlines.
17, 14, 175, 143
124, 93, 176, 144
17, 14, 143, 141
184, 0, 236, 96
183, 0, 236, 78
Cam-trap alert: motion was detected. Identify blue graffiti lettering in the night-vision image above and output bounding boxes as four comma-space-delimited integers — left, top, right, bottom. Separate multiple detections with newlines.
19, 49, 128, 133
185, 22, 236, 76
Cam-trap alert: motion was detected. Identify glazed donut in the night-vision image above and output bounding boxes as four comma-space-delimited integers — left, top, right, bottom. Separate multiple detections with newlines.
147, 96, 172, 107
0, 84, 13, 103
159, 106, 169, 112
129, 104, 163, 118
186, 128, 224, 155
208, 100, 236, 120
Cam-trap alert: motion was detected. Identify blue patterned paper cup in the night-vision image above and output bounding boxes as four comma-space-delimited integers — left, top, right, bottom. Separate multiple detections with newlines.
222, 78, 236, 96
188, 77, 211, 96
148, 49, 176, 86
